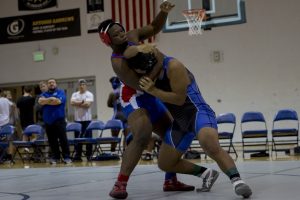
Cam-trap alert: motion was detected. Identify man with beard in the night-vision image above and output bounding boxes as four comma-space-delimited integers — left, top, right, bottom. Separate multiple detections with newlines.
38, 78, 72, 164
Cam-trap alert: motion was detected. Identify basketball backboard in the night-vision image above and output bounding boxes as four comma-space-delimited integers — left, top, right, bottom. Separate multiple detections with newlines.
163, 0, 246, 32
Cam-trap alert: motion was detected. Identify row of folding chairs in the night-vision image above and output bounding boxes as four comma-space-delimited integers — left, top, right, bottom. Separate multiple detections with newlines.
3, 109, 298, 163
66, 119, 123, 159
188, 109, 299, 159
0, 124, 43, 164
240, 109, 299, 158
0, 119, 123, 164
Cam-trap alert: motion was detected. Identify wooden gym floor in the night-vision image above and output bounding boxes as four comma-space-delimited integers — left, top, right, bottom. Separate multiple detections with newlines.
1, 151, 300, 200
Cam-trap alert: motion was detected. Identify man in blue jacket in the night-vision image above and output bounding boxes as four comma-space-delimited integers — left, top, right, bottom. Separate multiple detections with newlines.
38, 78, 71, 164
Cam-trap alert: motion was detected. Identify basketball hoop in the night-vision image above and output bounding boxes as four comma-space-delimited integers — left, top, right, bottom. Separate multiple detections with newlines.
182, 9, 206, 35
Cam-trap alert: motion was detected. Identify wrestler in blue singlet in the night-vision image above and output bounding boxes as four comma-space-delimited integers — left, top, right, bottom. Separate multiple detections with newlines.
155, 56, 218, 151
111, 47, 199, 152
111, 43, 168, 124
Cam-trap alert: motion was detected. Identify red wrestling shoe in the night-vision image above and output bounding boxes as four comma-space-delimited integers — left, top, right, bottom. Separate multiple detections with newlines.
163, 178, 195, 192
109, 181, 128, 199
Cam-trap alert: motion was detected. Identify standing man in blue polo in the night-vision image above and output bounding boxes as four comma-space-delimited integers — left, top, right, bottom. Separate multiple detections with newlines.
38, 78, 72, 164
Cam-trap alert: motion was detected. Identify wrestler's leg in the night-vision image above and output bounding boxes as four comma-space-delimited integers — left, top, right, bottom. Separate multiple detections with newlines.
158, 140, 219, 192
197, 127, 235, 172
154, 118, 205, 175
197, 127, 252, 198
120, 108, 152, 176
151, 112, 198, 191
158, 143, 200, 174
110, 108, 152, 199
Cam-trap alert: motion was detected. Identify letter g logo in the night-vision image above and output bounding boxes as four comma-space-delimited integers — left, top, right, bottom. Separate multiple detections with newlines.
7, 19, 25, 36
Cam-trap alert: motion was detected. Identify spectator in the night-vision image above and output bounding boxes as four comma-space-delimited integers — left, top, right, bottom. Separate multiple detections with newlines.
34, 81, 48, 126
38, 78, 72, 164
2, 90, 21, 160
17, 86, 35, 142
70, 79, 94, 161
141, 133, 161, 161
17, 86, 35, 129
107, 76, 129, 152
33, 81, 48, 156
0, 90, 12, 127
2, 90, 19, 128
0, 90, 14, 161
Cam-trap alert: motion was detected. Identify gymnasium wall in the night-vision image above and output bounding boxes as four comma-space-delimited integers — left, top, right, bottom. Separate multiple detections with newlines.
0, 0, 299, 142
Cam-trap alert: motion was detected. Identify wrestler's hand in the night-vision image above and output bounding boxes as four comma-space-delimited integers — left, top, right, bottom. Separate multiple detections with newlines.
137, 44, 156, 54
160, 1, 175, 13
139, 76, 156, 94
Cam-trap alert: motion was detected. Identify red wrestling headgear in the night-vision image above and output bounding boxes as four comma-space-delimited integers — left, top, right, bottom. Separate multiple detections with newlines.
99, 22, 124, 46
99, 24, 112, 46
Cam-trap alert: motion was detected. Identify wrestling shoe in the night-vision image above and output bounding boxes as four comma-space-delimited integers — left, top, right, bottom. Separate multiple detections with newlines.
62, 157, 72, 164
163, 177, 195, 191
109, 181, 128, 199
49, 158, 59, 165
232, 177, 252, 198
197, 169, 219, 192
142, 152, 153, 161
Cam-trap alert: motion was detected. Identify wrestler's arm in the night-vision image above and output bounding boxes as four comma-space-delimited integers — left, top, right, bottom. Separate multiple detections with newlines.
139, 60, 189, 105
111, 58, 142, 90
107, 93, 115, 108
137, 1, 174, 41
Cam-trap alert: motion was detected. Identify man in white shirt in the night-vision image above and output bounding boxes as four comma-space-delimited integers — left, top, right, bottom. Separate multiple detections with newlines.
0, 92, 13, 128
70, 79, 94, 161
0, 91, 14, 162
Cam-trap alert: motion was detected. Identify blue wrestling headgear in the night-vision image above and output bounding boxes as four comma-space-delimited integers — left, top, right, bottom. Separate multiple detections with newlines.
127, 52, 158, 74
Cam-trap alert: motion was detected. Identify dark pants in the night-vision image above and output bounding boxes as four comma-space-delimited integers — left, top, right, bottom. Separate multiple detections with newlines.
74, 121, 92, 158
45, 119, 70, 160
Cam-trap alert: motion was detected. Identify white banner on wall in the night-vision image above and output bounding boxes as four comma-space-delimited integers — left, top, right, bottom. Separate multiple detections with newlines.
87, 0, 104, 33
87, 12, 104, 33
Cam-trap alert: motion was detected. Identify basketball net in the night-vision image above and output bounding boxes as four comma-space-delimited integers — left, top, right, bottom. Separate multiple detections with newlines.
182, 9, 206, 35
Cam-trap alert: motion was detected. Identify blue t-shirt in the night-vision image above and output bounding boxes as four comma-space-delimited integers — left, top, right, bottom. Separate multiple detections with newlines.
41, 89, 66, 124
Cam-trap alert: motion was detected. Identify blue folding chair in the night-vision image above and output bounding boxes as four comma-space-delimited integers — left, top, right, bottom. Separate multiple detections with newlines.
0, 125, 15, 163
271, 109, 299, 156
12, 124, 44, 164
66, 122, 82, 157
96, 119, 123, 155
33, 126, 48, 161
241, 112, 269, 158
102, 119, 123, 133
66, 122, 82, 135
217, 113, 238, 158
74, 120, 104, 160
